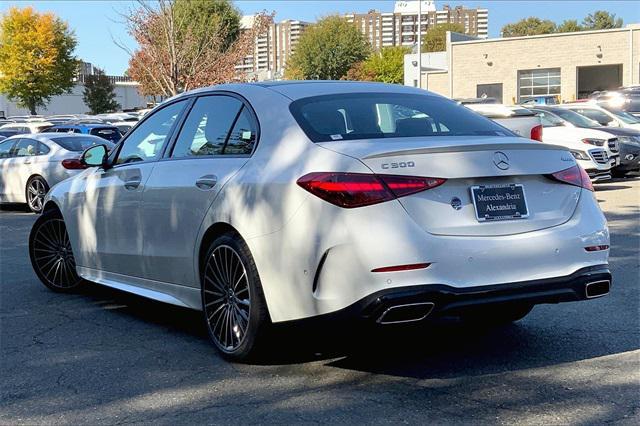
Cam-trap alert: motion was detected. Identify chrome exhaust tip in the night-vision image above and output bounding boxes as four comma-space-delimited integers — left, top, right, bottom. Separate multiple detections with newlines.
377, 302, 435, 325
585, 280, 611, 299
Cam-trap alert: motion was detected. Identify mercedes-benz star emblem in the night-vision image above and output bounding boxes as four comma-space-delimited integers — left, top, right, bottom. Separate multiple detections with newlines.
450, 197, 462, 210
493, 151, 510, 170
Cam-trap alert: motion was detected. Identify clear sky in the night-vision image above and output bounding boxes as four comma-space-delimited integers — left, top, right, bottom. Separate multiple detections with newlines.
2, 0, 639, 75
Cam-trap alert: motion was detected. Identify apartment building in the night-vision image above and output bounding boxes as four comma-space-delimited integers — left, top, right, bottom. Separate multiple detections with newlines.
346, 1, 488, 50
237, 1, 488, 81
236, 15, 310, 80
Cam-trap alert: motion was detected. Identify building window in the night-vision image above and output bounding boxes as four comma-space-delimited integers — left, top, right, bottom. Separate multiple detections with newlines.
518, 68, 561, 102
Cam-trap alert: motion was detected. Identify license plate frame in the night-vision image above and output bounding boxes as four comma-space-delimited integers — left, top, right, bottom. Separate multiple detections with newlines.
470, 183, 529, 222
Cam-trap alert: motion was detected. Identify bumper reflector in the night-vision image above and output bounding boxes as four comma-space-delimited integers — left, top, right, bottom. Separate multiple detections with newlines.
584, 245, 609, 252
372, 263, 431, 273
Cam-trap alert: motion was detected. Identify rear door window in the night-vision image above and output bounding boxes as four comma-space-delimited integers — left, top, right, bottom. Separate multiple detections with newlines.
171, 95, 244, 158
37, 142, 51, 155
12, 138, 38, 157
223, 107, 257, 155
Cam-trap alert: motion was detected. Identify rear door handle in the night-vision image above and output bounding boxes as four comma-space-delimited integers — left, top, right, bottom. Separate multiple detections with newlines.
195, 175, 217, 190
124, 177, 141, 190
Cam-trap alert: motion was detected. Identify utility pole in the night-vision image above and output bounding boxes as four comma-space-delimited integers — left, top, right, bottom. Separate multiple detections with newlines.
417, 1, 422, 88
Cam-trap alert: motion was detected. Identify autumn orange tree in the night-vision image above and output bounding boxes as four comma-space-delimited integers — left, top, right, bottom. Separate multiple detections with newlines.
121, 0, 271, 97
0, 7, 77, 114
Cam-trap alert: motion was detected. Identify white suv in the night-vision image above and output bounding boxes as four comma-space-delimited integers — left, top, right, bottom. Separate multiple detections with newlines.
530, 108, 618, 181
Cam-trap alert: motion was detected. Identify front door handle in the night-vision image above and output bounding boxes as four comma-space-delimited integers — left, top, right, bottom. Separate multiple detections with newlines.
195, 175, 217, 190
124, 177, 141, 190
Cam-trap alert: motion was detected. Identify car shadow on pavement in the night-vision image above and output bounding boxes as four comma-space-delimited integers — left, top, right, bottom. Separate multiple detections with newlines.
1, 193, 638, 424
594, 185, 632, 191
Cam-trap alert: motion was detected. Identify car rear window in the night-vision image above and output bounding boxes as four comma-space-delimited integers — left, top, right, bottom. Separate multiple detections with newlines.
290, 93, 513, 142
90, 127, 121, 142
52, 136, 115, 152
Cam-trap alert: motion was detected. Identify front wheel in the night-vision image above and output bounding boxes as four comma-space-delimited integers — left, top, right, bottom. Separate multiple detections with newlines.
26, 176, 49, 213
201, 233, 270, 362
29, 210, 83, 292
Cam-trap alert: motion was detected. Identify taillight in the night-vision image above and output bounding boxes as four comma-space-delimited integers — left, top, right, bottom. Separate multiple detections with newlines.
549, 164, 593, 191
296, 172, 446, 208
530, 124, 543, 141
61, 158, 87, 170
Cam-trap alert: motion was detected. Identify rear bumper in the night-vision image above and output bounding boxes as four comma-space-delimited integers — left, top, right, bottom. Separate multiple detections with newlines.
293, 265, 611, 325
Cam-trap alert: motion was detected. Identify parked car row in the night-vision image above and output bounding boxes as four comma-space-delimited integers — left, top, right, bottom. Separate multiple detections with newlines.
0, 110, 158, 212
589, 86, 640, 118
0, 110, 145, 140
460, 99, 640, 181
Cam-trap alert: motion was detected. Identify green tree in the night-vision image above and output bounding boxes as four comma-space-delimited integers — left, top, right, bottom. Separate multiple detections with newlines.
0, 7, 77, 114
342, 61, 376, 82
582, 10, 623, 30
123, 1, 270, 96
285, 15, 370, 80
501, 17, 557, 37
556, 19, 583, 33
421, 23, 464, 52
82, 68, 120, 114
361, 46, 409, 84
172, 0, 240, 52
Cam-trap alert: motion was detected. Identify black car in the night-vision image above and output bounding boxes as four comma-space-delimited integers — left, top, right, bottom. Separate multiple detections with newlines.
531, 105, 640, 177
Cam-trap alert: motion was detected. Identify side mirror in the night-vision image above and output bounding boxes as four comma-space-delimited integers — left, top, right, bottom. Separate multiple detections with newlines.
81, 144, 108, 168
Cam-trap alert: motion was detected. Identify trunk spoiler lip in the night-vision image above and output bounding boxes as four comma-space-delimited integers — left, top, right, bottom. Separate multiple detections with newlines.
362, 143, 568, 160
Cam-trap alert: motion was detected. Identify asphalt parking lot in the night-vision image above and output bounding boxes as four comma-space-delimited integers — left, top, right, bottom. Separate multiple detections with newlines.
1, 178, 639, 425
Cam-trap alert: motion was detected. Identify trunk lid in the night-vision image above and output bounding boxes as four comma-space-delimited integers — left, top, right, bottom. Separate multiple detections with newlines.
319, 136, 581, 236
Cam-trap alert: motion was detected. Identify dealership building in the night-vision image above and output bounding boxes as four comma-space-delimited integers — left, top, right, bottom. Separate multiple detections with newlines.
404, 25, 640, 104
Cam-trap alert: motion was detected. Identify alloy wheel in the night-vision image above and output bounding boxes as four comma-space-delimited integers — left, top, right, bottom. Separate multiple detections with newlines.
27, 178, 47, 213
203, 245, 251, 353
31, 218, 81, 289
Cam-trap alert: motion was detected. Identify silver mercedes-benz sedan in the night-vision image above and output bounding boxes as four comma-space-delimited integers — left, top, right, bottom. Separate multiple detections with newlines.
29, 82, 611, 361
0, 133, 114, 212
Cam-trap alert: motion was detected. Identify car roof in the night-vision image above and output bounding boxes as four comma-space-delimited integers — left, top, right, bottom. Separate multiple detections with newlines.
168, 80, 440, 103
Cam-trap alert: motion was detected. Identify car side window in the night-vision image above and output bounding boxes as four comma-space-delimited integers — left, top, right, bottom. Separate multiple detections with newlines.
13, 138, 38, 157
575, 109, 611, 124
116, 100, 187, 165
171, 95, 243, 158
0, 140, 15, 158
224, 107, 257, 155
38, 142, 50, 155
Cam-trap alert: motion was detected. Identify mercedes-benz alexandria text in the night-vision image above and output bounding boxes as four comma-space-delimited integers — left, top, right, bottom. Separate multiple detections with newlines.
29, 82, 611, 361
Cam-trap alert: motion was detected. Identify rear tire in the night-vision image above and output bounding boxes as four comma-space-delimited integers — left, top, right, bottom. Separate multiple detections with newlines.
29, 209, 83, 292
25, 176, 49, 213
201, 232, 270, 362
460, 303, 533, 326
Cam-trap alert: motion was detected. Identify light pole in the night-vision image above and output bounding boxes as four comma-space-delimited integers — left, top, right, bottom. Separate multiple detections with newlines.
417, 0, 422, 89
